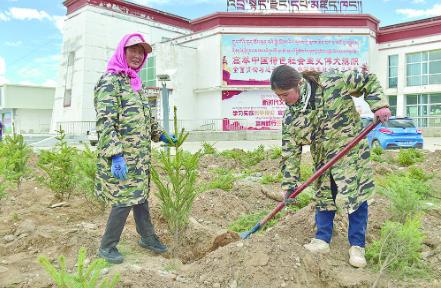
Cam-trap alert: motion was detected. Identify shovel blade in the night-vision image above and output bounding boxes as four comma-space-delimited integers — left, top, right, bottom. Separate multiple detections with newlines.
240, 223, 261, 239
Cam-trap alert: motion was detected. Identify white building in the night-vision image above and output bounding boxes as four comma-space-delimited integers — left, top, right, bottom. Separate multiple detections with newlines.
53, 0, 441, 136
0, 84, 54, 134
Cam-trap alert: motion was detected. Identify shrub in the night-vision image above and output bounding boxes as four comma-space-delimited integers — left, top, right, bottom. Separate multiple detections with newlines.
260, 172, 282, 184
270, 146, 282, 159
38, 247, 120, 288
201, 142, 216, 155
367, 218, 429, 286
37, 128, 78, 200
377, 174, 430, 222
397, 148, 424, 166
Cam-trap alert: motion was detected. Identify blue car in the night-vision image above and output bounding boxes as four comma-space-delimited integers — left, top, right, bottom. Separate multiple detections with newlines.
361, 117, 424, 150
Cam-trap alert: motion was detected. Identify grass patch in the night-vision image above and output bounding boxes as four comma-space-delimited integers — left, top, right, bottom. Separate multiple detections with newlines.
228, 210, 283, 234
201, 142, 216, 155
269, 147, 282, 159
260, 172, 282, 184
397, 148, 424, 167
220, 145, 266, 167
204, 169, 236, 192
370, 146, 384, 162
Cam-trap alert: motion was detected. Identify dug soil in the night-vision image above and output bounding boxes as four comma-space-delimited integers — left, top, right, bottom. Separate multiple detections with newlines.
1, 150, 441, 288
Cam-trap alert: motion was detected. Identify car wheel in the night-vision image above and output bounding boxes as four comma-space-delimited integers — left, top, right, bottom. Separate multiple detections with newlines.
372, 140, 382, 150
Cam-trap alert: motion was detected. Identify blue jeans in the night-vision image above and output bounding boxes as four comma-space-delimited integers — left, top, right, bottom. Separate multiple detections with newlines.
315, 201, 368, 247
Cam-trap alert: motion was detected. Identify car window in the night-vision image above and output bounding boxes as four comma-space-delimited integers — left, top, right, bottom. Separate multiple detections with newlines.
384, 119, 415, 128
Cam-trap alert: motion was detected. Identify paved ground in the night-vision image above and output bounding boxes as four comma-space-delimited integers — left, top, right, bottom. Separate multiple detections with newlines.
25, 133, 441, 153
155, 137, 441, 153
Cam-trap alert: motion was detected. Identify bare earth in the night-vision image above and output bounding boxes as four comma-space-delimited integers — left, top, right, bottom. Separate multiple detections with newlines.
1, 150, 441, 288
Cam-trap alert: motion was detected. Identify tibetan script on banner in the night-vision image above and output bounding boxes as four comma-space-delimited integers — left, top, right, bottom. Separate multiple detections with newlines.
226, 0, 363, 13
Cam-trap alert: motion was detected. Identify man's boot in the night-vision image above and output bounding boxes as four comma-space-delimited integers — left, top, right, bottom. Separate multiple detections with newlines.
98, 247, 123, 264
139, 234, 167, 253
349, 246, 367, 268
303, 238, 330, 253
133, 202, 167, 253
98, 206, 131, 264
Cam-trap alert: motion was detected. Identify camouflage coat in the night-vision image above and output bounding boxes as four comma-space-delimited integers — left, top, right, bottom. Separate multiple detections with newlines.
281, 70, 389, 213
94, 73, 163, 207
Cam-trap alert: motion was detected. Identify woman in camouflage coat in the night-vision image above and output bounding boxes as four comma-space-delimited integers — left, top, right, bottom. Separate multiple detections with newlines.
95, 33, 173, 264
270, 65, 391, 268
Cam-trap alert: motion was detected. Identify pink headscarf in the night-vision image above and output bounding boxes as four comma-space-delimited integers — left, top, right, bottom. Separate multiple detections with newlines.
106, 33, 148, 92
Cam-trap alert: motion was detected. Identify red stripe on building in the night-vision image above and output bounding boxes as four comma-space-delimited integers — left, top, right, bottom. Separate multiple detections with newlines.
190, 13, 379, 32
378, 16, 441, 43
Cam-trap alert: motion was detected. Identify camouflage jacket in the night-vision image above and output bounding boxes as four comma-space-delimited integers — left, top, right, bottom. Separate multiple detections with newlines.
94, 73, 163, 207
281, 70, 389, 213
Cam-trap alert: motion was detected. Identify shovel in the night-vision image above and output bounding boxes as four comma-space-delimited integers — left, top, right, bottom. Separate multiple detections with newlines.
240, 120, 379, 239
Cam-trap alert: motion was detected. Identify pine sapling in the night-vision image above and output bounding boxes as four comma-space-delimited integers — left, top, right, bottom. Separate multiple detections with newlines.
0, 133, 31, 189
151, 106, 200, 253
37, 128, 78, 200
75, 145, 104, 209
38, 247, 120, 288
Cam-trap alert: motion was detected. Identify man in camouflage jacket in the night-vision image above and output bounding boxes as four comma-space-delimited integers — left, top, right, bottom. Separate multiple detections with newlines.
272, 65, 391, 268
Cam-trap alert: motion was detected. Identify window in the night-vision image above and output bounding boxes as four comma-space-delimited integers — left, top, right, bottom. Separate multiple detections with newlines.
388, 55, 398, 88
64, 51, 75, 107
388, 95, 397, 115
406, 93, 441, 127
63, 89, 72, 107
406, 49, 441, 86
140, 56, 156, 87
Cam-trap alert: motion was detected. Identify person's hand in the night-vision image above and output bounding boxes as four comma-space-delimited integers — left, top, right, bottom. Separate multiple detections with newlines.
284, 187, 297, 205
159, 133, 177, 144
374, 107, 392, 123
111, 154, 128, 180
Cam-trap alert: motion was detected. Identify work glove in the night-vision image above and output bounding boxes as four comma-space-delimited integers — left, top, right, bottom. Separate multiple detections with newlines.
159, 133, 177, 144
374, 107, 392, 123
111, 154, 128, 180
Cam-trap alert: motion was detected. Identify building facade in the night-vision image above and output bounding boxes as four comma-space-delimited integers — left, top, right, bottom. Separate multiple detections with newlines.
0, 84, 54, 134
53, 0, 441, 135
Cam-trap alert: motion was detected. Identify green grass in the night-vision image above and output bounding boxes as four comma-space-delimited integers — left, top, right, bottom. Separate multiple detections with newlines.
228, 210, 284, 234
260, 172, 283, 184
201, 142, 216, 155
219, 145, 266, 167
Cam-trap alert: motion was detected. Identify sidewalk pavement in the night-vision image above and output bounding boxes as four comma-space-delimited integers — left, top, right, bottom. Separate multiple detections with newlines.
153, 137, 441, 153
